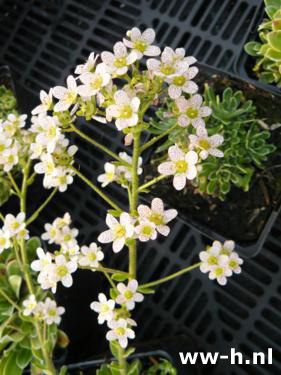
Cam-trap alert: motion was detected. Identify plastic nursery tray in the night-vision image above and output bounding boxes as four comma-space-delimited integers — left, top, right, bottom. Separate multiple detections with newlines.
0, 0, 261, 97
235, 4, 281, 97
143, 63, 281, 258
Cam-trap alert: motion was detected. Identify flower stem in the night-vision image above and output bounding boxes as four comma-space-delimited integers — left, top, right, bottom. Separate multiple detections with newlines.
117, 344, 127, 375
138, 174, 169, 192
7, 172, 21, 196
79, 265, 128, 276
70, 124, 130, 166
140, 262, 201, 288
26, 188, 58, 226
128, 133, 140, 279
139, 123, 178, 153
0, 288, 21, 311
69, 165, 122, 212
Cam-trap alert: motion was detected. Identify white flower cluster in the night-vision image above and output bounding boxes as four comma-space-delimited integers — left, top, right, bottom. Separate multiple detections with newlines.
31, 213, 105, 292
30, 113, 77, 192
98, 152, 142, 188
90, 279, 143, 348
98, 198, 177, 252
199, 240, 243, 286
0, 114, 27, 172
0, 212, 29, 252
23, 295, 65, 325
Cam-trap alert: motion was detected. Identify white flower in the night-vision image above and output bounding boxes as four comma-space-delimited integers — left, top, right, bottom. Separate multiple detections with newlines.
106, 90, 140, 131
42, 223, 60, 244
3, 212, 25, 237
61, 240, 80, 259
118, 152, 142, 181
175, 95, 211, 128
116, 280, 144, 310
0, 229, 10, 252
98, 213, 134, 253
189, 126, 224, 159
53, 213, 72, 229
32, 89, 53, 115
137, 198, 177, 237
101, 42, 138, 76
135, 219, 157, 242
31, 247, 53, 272
208, 258, 232, 286
213, 240, 235, 256
60, 225, 79, 245
167, 67, 198, 99
123, 27, 160, 59
52, 167, 74, 192
2, 143, 19, 172
106, 318, 135, 349
158, 145, 198, 190
227, 253, 243, 274
34, 153, 56, 177
53, 75, 78, 112
2, 114, 27, 136
16, 228, 29, 240
77, 63, 111, 97
147, 47, 192, 79
75, 52, 98, 76
97, 162, 118, 187
79, 242, 104, 269
90, 293, 115, 324
0, 136, 12, 162
44, 297, 65, 325
23, 295, 37, 316
34, 115, 61, 154
199, 245, 228, 274
38, 264, 58, 292
33, 301, 46, 320
54, 254, 77, 288
30, 142, 44, 160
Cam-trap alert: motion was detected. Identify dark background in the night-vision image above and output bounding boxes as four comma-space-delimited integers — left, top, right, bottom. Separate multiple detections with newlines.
1, 1, 281, 374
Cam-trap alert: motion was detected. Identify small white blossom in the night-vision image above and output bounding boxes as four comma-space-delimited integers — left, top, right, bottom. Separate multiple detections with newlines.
118, 152, 142, 181
34, 115, 61, 154
54, 254, 77, 288
0, 136, 12, 163
79, 242, 104, 269
30, 142, 44, 160
98, 213, 134, 253
42, 222, 60, 244
32, 89, 53, 115
158, 145, 198, 190
167, 66, 198, 99
123, 27, 160, 59
31, 248, 53, 273
116, 280, 144, 310
2, 114, 27, 136
227, 253, 243, 274
106, 90, 140, 131
137, 198, 177, 237
175, 95, 211, 128
44, 297, 65, 325
106, 318, 135, 349
77, 63, 111, 97
53, 75, 78, 112
23, 295, 37, 316
208, 258, 232, 286
2, 143, 19, 172
90, 293, 115, 324
189, 126, 224, 159
0, 229, 10, 252
135, 219, 157, 242
101, 42, 138, 76
52, 167, 74, 192
3, 212, 25, 237
16, 228, 29, 240
199, 245, 228, 274
75, 52, 98, 76
97, 162, 118, 187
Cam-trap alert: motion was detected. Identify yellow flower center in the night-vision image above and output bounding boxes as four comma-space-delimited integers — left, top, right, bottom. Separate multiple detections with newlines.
88, 252, 97, 262
160, 64, 176, 76
47, 126, 56, 138
199, 139, 211, 150
90, 76, 103, 89
214, 267, 224, 277
114, 56, 127, 68
0, 144, 5, 152
64, 91, 76, 104
28, 302, 35, 310
101, 304, 110, 313
119, 105, 133, 119
48, 308, 57, 317
57, 265, 68, 277
58, 176, 67, 185
176, 160, 188, 174
134, 40, 147, 53
11, 221, 20, 230
8, 155, 14, 163
0, 238, 6, 246
124, 290, 133, 300
173, 75, 186, 86
141, 225, 153, 236
114, 224, 126, 238
46, 162, 54, 174
149, 213, 164, 226
116, 327, 126, 336
186, 108, 198, 119
207, 255, 218, 266
50, 228, 56, 238
229, 260, 238, 269
106, 172, 115, 181
64, 234, 72, 242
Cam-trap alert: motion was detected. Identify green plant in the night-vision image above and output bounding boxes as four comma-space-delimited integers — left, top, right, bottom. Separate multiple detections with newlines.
0, 84, 17, 120
244, 0, 281, 86
149, 85, 275, 200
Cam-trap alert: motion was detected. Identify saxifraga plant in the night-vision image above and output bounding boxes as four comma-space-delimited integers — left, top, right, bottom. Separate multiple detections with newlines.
0, 27, 245, 374
244, 0, 281, 86
149, 85, 275, 200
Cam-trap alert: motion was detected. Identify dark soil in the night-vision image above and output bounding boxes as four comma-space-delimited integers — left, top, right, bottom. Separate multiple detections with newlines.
144, 68, 281, 246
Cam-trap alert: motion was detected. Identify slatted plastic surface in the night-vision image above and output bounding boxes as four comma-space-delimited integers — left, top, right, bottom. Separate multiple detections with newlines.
3, 1, 281, 375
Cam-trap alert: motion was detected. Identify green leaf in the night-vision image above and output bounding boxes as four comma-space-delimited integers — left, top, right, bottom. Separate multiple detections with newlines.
108, 361, 122, 375
108, 210, 121, 217
59, 365, 68, 375
109, 340, 120, 359
268, 30, 281, 51
16, 348, 32, 369
26, 237, 41, 261
57, 329, 69, 348
7, 260, 21, 277
124, 347, 136, 358
137, 287, 155, 294
127, 359, 142, 375
3, 351, 22, 375
8, 275, 22, 298
265, 47, 281, 61
112, 273, 128, 282
97, 364, 112, 375
110, 288, 118, 300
